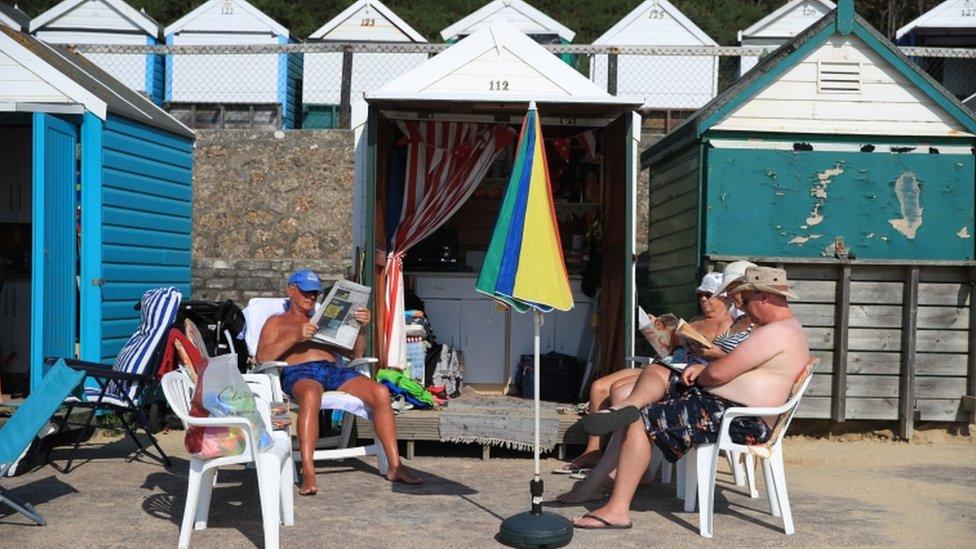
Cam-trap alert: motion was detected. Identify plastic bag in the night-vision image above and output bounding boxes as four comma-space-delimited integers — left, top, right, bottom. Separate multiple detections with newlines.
185, 354, 273, 459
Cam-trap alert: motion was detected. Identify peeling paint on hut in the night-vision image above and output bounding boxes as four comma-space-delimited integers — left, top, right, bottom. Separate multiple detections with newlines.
642, 0, 976, 319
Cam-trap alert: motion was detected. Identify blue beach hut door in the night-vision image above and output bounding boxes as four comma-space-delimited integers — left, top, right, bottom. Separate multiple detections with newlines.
30, 113, 79, 392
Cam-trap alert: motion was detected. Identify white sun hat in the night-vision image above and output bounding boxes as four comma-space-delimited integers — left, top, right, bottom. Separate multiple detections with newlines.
714, 260, 758, 297
696, 272, 724, 295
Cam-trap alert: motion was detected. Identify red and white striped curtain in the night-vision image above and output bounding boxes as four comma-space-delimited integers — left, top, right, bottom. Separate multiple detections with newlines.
383, 121, 515, 368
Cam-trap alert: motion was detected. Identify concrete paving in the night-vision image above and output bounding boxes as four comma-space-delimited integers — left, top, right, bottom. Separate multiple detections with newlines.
1, 430, 974, 548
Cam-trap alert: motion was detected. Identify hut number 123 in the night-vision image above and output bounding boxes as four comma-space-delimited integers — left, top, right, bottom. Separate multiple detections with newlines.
489, 80, 510, 91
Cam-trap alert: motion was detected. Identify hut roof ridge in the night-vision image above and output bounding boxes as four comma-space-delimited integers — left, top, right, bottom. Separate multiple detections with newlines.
439, 0, 574, 42
29, 0, 162, 39
592, 0, 718, 47
308, 0, 426, 42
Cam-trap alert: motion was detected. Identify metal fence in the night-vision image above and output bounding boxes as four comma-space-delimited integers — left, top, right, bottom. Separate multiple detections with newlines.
71, 42, 976, 130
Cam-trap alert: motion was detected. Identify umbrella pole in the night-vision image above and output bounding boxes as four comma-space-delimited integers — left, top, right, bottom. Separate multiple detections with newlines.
533, 310, 541, 480
495, 309, 572, 548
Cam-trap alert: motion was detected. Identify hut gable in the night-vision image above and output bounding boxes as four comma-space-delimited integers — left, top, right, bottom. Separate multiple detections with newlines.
371, 21, 610, 103
713, 33, 971, 136
896, 0, 976, 40
165, 0, 288, 38
0, 3, 29, 31
439, 0, 574, 42
0, 25, 194, 137
29, 0, 160, 38
593, 0, 717, 46
309, 0, 425, 42
739, 0, 835, 42
0, 41, 85, 108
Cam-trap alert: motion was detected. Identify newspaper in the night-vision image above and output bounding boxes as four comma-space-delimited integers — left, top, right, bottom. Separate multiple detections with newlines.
309, 280, 371, 351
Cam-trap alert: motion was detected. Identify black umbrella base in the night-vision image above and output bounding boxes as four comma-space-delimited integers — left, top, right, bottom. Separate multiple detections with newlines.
497, 510, 573, 548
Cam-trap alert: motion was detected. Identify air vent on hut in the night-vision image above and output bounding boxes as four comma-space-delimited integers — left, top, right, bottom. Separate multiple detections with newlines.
817, 60, 861, 94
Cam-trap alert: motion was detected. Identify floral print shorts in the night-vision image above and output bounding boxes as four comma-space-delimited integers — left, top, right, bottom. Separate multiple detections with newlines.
640, 372, 772, 463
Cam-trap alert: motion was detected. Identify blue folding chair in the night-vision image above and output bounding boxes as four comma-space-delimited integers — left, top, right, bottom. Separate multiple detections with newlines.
0, 360, 85, 525
49, 287, 181, 472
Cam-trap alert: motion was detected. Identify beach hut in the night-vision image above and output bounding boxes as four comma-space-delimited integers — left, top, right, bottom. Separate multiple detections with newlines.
440, 0, 575, 64
0, 26, 194, 395
163, 0, 302, 129
29, 0, 164, 104
355, 21, 639, 400
738, 0, 835, 76
641, 0, 976, 435
895, 0, 976, 100
0, 3, 27, 31
590, 0, 719, 110
302, 0, 427, 129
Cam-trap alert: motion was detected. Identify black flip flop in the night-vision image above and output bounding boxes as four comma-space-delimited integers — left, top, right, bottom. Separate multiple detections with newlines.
573, 513, 633, 530
580, 406, 640, 436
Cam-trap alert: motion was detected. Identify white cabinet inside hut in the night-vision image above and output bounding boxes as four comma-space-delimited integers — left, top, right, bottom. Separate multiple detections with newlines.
411, 273, 591, 392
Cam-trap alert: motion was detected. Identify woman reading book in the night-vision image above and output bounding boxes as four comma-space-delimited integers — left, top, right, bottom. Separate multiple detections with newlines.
553, 271, 752, 477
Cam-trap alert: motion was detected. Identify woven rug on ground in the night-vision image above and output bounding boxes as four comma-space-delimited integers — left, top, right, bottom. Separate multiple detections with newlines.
438, 387, 561, 452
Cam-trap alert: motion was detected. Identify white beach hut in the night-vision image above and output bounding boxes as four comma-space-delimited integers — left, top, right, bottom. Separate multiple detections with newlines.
163, 0, 302, 129
354, 22, 641, 390
738, 0, 835, 75
895, 0, 976, 100
302, 0, 427, 128
440, 0, 575, 65
0, 3, 28, 31
29, 0, 164, 104
591, 0, 719, 110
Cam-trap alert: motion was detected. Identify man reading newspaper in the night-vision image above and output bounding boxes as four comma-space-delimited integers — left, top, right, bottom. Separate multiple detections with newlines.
257, 269, 420, 495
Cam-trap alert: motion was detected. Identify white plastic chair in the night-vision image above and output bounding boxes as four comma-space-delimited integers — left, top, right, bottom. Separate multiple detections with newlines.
161, 370, 294, 549
242, 298, 389, 476
681, 358, 817, 538
674, 450, 755, 501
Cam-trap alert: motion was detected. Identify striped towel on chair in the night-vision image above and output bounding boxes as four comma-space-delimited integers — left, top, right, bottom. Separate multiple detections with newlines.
70, 287, 182, 408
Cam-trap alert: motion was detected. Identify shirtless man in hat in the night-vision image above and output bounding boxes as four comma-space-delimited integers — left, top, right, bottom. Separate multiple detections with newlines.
257, 269, 420, 495
572, 266, 809, 529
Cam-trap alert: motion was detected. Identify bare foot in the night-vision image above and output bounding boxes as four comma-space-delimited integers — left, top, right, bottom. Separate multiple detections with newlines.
555, 483, 606, 504
385, 463, 422, 484
571, 507, 632, 529
299, 471, 318, 496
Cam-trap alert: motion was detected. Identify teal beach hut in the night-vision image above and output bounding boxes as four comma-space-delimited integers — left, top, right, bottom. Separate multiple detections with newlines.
0, 27, 194, 394
641, 0, 976, 434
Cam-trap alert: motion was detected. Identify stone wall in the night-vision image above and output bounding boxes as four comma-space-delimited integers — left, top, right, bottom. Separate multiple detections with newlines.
189, 127, 658, 308
192, 129, 356, 304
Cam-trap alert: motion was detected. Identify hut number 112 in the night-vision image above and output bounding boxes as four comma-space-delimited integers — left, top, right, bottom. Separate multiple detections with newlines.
489, 80, 510, 91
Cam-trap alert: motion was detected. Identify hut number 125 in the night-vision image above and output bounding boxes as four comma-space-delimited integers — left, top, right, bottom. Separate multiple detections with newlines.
489, 80, 510, 91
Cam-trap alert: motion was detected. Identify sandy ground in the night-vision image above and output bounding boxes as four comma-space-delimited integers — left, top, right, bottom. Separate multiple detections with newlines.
1, 430, 974, 548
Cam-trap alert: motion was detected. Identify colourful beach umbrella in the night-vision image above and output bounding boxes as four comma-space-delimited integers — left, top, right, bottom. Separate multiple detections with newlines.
481, 102, 575, 548
476, 102, 573, 313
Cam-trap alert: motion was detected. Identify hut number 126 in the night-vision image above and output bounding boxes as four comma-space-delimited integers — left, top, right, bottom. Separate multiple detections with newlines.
489, 80, 510, 91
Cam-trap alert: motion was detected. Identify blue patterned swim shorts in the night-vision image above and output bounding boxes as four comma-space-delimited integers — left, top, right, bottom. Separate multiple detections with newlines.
280, 359, 361, 397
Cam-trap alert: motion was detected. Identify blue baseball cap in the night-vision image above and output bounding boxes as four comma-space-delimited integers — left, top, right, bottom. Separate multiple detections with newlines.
288, 269, 322, 292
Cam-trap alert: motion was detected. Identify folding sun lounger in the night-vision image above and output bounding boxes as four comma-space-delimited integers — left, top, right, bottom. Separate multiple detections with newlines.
0, 359, 85, 525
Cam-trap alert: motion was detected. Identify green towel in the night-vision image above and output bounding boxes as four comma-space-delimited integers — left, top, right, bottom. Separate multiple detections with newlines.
376, 369, 435, 407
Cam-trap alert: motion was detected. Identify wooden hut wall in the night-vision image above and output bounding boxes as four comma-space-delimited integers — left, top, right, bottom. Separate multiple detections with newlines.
708, 258, 975, 432
647, 144, 701, 320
